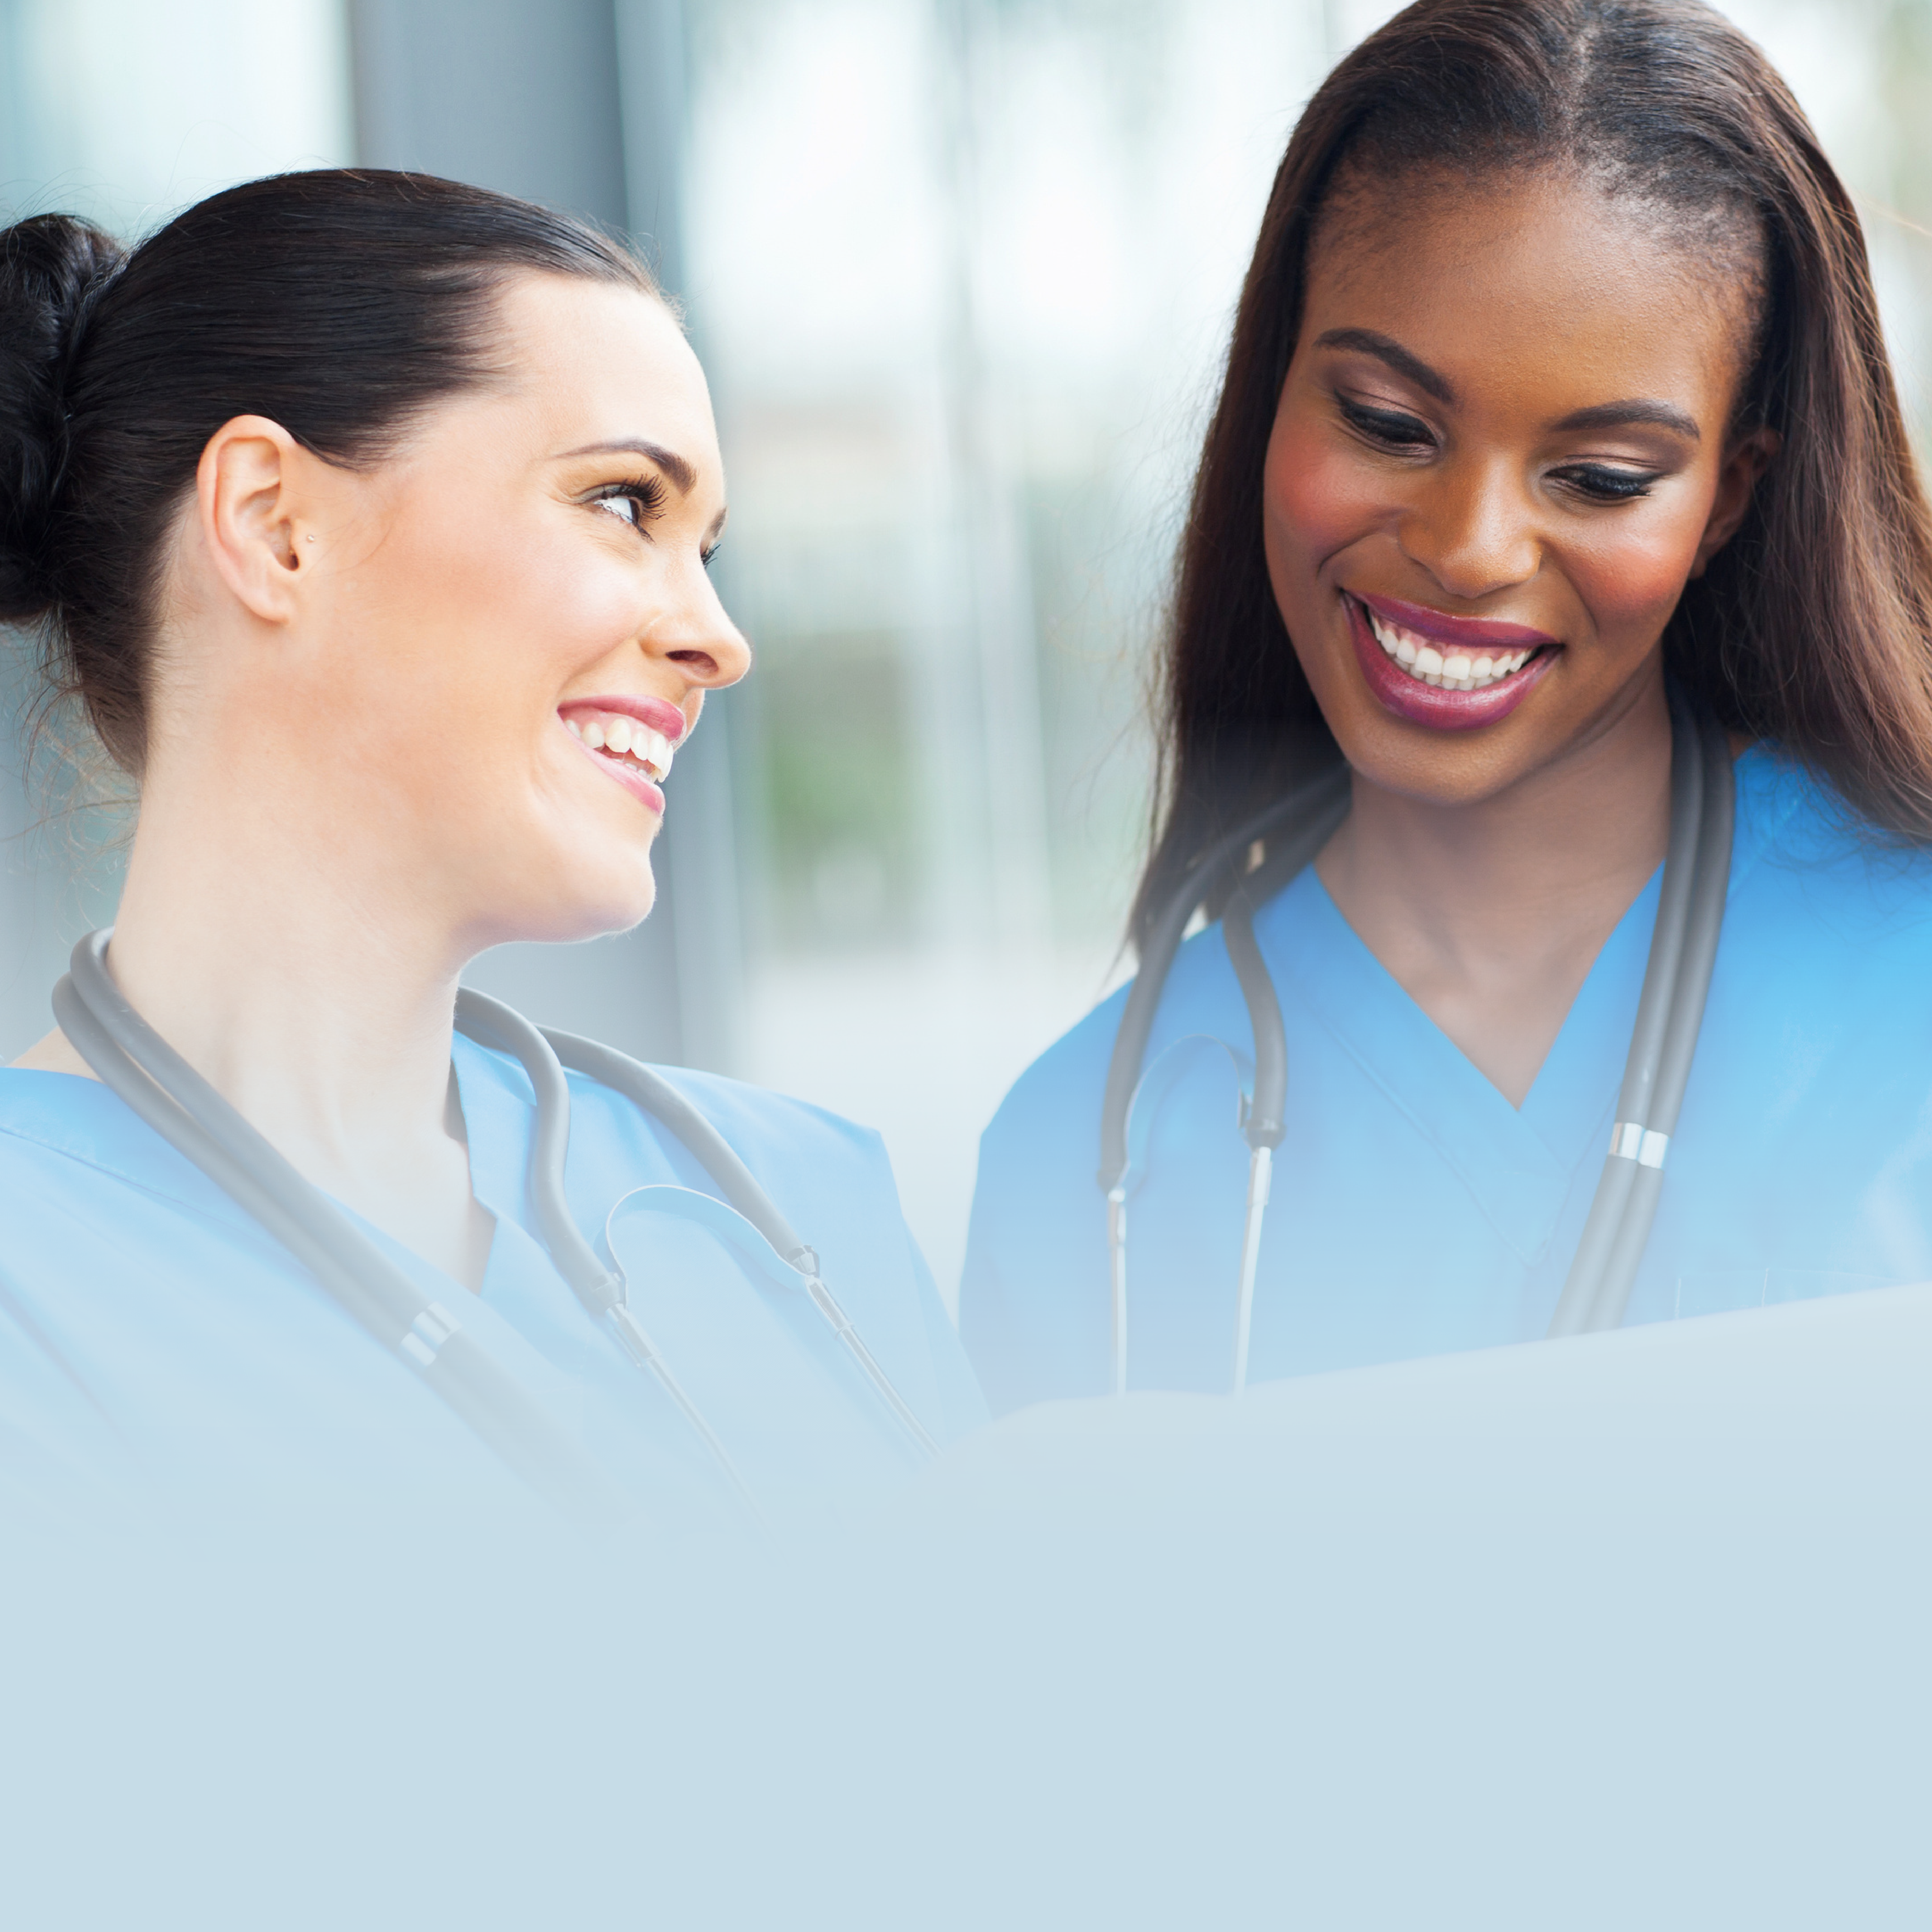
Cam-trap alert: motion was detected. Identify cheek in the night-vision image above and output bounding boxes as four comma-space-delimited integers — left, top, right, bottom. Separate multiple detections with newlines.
1263, 409, 1386, 592
332, 503, 652, 792
432, 513, 639, 694
1561, 495, 1714, 656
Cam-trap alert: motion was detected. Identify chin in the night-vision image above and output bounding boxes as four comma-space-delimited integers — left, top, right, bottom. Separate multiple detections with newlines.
490, 852, 659, 947
1320, 684, 1534, 802
566, 874, 659, 942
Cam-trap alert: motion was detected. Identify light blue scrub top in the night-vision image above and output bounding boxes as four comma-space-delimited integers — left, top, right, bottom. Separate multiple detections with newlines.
0, 1035, 987, 1524
961, 747, 1932, 1413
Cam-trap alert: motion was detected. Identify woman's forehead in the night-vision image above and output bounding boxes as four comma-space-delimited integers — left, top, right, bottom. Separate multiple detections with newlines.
1304, 169, 1760, 407
487, 273, 717, 457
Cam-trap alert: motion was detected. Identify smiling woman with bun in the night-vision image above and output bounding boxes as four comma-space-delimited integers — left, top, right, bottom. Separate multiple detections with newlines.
960, 0, 1932, 1410
0, 170, 983, 1522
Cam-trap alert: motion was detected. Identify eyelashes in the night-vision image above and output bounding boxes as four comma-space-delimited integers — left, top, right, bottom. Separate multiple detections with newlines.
1555, 465, 1656, 502
587, 473, 723, 566
591, 474, 669, 528
1337, 394, 1433, 450
1332, 392, 1660, 503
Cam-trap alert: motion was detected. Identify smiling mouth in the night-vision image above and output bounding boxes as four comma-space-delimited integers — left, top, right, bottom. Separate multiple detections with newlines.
1362, 607, 1544, 691
563, 710, 677, 783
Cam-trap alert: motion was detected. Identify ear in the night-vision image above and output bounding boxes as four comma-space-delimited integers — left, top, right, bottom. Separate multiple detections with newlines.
1689, 425, 1781, 578
194, 415, 322, 624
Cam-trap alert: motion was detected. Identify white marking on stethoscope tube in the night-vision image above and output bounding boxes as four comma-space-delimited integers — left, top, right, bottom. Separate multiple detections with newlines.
1609, 1122, 1670, 1169
1231, 1146, 1272, 1396
399, 1302, 459, 1370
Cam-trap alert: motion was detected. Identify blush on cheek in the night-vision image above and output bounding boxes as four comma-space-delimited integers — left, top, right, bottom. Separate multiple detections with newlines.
1565, 522, 1706, 657
1264, 416, 1388, 575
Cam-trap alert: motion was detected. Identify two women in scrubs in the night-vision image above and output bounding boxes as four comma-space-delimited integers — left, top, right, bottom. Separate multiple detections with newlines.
0, 172, 982, 1523
961, 0, 1932, 1411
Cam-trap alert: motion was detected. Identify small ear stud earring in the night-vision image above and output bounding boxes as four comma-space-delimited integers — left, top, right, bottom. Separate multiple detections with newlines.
304, 535, 316, 543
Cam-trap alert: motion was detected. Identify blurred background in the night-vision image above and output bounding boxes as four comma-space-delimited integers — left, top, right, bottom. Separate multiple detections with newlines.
3, 0, 1930, 1305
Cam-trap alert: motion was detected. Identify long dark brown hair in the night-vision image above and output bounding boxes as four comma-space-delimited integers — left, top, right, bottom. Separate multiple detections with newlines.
1132, 0, 1932, 948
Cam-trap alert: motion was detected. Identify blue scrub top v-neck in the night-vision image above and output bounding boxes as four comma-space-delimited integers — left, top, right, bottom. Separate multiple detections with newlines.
960, 747, 1932, 1414
0, 1033, 987, 1523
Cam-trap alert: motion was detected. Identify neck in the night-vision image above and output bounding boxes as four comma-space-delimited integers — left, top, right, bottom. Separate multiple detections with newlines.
89, 732, 495, 1285
1316, 678, 1673, 1104
111, 789, 461, 1169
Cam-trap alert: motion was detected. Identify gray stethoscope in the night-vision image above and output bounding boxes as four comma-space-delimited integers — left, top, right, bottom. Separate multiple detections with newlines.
1099, 684, 1735, 1395
53, 931, 938, 1525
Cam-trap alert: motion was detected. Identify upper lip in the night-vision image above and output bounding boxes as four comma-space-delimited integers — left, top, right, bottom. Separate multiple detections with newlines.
1350, 590, 1558, 653
557, 692, 688, 746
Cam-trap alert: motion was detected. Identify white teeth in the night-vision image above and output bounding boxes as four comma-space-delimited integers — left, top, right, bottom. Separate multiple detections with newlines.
636, 727, 674, 780
564, 710, 679, 781
1364, 607, 1537, 692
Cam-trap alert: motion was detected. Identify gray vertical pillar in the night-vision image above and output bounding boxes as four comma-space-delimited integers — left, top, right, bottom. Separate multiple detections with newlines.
616, 0, 744, 1073
927, 0, 1052, 952
349, 0, 629, 226
350, 0, 731, 1069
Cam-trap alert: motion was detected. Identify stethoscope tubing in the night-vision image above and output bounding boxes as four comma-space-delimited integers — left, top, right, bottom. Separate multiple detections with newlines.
55, 932, 937, 1525
1100, 686, 1736, 1390
450, 990, 764, 1518
1098, 767, 1352, 1394
1098, 766, 1352, 1194
1543, 687, 1706, 1335
458, 993, 940, 1462
56, 933, 631, 1526
1548, 699, 1735, 1335
1221, 885, 1285, 1395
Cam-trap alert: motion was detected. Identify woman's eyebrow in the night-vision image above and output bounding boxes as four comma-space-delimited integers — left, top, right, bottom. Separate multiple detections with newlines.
1549, 399, 1701, 441
555, 437, 696, 493
1314, 328, 1454, 403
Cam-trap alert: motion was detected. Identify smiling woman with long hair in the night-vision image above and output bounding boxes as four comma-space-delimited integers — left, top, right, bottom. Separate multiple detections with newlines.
0, 171, 983, 1523
959, 0, 1932, 1411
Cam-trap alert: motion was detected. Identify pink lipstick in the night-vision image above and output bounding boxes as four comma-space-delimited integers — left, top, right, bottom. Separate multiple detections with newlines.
558, 691, 690, 818
1346, 592, 1557, 732
558, 693, 687, 745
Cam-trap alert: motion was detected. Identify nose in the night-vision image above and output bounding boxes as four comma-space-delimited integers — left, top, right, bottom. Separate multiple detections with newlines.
1397, 453, 1542, 604
648, 551, 753, 693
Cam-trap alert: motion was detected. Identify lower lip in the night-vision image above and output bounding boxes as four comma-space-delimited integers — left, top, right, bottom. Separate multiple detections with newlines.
567, 731, 665, 818
1346, 595, 1555, 732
